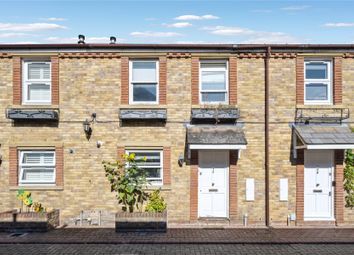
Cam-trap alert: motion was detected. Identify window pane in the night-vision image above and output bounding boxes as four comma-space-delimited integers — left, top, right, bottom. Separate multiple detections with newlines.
201, 71, 226, 90
23, 153, 41, 164
22, 168, 54, 182
306, 83, 328, 101
201, 62, 227, 69
132, 62, 156, 82
143, 168, 161, 179
305, 62, 328, 79
28, 84, 50, 101
132, 83, 157, 102
201, 92, 226, 102
134, 152, 161, 167
28, 63, 50, 80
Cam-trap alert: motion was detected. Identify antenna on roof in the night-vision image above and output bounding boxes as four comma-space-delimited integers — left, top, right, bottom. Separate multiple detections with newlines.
78, 34, 85, 44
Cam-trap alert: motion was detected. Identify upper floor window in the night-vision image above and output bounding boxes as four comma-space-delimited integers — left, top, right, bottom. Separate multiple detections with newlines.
126, 150, 163, 185
23, 61, 51, 104
304, 60, 332, 105
129, 60, 159, 104
200, 60, 228, 104
19, 150, 56, 185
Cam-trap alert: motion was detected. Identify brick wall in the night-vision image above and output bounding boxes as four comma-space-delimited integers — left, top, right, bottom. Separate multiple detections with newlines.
191, 57, 199, 105
51, 56, 60, 105
159, 56, 167, 105
190, 150, 198, 221
296, 150, 304, 224
229, 56, 237, 105
12, 56, 21, 105
333, 57, 343, 105
9, 147, 18, 186
120, 57, 129, 104
55, 146, 64, 186
334, 150, 344, 225
296, 56, 304, 105
229, 150, 238, 221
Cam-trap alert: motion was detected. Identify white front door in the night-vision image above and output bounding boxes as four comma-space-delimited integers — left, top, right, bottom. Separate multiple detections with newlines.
198, 150, 229, 218
304, 150, 334, 220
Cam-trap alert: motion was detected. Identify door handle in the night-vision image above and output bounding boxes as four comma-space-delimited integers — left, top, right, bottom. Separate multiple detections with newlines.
313, 189, 322, 193
209, 189, 218, 192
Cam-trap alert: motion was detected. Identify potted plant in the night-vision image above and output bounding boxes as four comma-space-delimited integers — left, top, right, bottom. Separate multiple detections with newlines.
103, 153, 167, 232
0, 189, 59, 232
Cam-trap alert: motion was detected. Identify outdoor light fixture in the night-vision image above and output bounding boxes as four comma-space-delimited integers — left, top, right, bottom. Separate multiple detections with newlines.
178, 153, 184, 167
110, 36, 116, 44
83, 119, 92, 139
83, 113, 96, 140
78, 34, 85, 44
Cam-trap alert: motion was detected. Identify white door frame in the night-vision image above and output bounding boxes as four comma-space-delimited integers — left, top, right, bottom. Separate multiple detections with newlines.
198, 150, 229, 218
304, 149, 334, 221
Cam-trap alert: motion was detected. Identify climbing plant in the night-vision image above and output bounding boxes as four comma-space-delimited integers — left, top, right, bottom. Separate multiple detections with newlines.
344, 149, 354, 208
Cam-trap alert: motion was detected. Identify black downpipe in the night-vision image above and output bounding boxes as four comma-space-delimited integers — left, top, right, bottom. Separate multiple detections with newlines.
265, 46, 271, 227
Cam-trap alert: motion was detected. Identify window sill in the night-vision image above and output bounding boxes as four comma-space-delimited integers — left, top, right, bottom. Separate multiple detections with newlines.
9, 105, 59, 109
144, 185, 171, 191
120, 104, 166, 109
9, 186, 64, 191
297, 104, 343, 109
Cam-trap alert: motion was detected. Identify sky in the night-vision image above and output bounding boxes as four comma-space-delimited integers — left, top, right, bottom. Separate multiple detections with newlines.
1, 0, 354, 44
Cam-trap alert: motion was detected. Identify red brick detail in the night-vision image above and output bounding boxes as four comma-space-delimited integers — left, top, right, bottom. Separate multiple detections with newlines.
13, 56, 22, 105
9, 147, 18, 186
51, 56, 59, 105
333, 57, 343, 105
229, 150, 238, 220
229, 56, 237, 105
167, 52, 191, 59
296, 149, 304, 224
59, 52, 120, 58
191, 57, 199, 105
163, 147, 171, 185
296, 57, 304, 105
55, 146, 64, 186
334, 150, 344, 225
190, 150, 198, 221
121, 57, 129, 104
159, 57, 167, 105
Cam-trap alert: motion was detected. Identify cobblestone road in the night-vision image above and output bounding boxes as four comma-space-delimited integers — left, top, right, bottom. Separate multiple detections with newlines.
0, 243, 353, 255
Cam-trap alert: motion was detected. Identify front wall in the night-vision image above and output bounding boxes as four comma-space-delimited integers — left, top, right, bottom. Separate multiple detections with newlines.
0, 53, 353, 225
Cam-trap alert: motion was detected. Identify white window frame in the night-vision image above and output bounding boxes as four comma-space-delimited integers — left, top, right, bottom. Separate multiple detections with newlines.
129, 60, 159, 104
126, 150, 163, 185
304, 60, 332, 105
22, 60, 52, 105
199, 59, 229, 105
19, 150, 56, 185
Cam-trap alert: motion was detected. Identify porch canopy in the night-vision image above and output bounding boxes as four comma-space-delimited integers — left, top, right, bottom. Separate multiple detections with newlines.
187, 125, 247, 150
293, 124, 354, 150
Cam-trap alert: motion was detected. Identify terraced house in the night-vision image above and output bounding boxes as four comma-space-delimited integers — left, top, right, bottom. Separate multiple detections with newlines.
0, 40, 353, 227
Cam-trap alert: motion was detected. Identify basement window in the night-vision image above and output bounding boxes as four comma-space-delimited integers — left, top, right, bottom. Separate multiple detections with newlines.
22, 61, 51, 104
19, 150, 56, 185
304, 60, 332, 105
129, 60, 159, 104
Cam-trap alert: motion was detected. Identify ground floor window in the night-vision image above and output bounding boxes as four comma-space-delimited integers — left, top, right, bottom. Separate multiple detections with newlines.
126, 150, 163, 185
19, 150, 56, 185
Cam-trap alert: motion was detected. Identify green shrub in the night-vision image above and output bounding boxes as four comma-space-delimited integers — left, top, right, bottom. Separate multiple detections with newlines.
344, 149, 354, 208
145, 190, 167, 213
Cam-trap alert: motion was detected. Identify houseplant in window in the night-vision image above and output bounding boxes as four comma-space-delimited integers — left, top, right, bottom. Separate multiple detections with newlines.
103, 153, 167, 232
0, 189, 59, 232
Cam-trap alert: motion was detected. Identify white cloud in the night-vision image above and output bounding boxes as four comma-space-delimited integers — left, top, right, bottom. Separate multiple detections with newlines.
40, 17, 67, 21
203, 26, 253, 36
165, 22, 192, 28
281, 5, 310, 11
130, 31, 182, 37
324, 22, 354, 27
0, 23, 66, 32
203, 26, 300, 43
174, 14, 219, 21
0, 32, 29, 38
252, 9, 272, 13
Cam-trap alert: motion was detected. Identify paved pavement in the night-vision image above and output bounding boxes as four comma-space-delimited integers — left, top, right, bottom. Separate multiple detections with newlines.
0, 243, 353, 255
0, 228, 354, 244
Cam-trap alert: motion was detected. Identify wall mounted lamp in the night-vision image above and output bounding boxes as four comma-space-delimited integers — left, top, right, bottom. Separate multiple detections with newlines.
178, 153, 184, 167
83, 113, 96, 140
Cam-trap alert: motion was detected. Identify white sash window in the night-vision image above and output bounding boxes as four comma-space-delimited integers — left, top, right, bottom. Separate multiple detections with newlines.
304, 60, 332, 105
23, 61, 51, 104
126, 150, 163, 185
129, 60, 159, 104
19, 151, 56, 184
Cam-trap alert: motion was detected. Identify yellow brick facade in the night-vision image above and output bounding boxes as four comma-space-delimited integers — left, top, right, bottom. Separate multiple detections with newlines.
0, 49, 353, 226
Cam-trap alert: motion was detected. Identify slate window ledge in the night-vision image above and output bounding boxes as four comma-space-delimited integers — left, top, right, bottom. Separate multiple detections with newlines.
9, 186, 63, 191
191, 107, 240, 122
6, 108, 59, 121
119, 109, 167, 121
